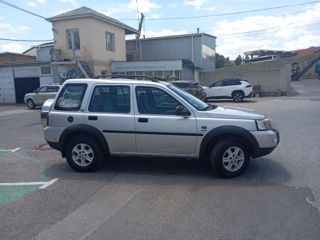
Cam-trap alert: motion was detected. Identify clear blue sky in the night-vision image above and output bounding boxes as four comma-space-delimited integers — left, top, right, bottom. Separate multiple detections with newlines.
0, 0, 319, 59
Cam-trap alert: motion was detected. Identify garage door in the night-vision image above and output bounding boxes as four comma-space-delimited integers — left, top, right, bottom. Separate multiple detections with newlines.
14, 77, 40, 103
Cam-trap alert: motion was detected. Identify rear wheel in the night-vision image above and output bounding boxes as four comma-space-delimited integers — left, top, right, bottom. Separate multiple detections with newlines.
232, 91, 244, 102
26, 99, 35, 109
66, 135, 104, 172
210, 138, 249, 177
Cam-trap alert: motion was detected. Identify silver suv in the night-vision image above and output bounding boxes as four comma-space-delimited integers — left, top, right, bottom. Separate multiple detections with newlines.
43, 78, 279, 177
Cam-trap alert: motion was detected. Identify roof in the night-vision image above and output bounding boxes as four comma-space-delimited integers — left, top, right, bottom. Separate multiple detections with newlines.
46, 6, 138, 35
126, 33, 216, 42
64, 78, 170, 86
23, 42, 54, 54
0, 52, 35, 58
294, 47, 320, 56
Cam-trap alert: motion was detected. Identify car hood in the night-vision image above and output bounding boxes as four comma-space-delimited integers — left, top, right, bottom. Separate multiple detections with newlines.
205, 106, 265, 120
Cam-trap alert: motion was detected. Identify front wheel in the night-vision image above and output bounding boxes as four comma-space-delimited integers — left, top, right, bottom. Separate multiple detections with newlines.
66, 135, 104, 172
232, 92, 244, 102
210, 138, 249, 177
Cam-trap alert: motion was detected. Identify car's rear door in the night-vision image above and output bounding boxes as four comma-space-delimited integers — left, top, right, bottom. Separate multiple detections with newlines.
133, 85, 197, 155
82, 84, 136, 154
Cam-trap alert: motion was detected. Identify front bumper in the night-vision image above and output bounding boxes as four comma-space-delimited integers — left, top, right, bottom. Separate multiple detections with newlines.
252, 130, 279, 158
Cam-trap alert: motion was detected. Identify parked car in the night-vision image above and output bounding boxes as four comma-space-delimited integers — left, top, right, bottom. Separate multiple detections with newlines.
203, 78, 253, 102
42, 78, 279, 178
24, 85, 60, 109
169, 81, 206, 101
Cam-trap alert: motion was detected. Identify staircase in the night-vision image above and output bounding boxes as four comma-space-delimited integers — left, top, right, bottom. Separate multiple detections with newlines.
77, 61, 94, 78
296, 54, 320, 81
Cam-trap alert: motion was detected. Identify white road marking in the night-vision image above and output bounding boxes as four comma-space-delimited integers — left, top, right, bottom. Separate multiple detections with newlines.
0, 147, 21, 152
39, 178, 59, 190
0, 178, 58, 189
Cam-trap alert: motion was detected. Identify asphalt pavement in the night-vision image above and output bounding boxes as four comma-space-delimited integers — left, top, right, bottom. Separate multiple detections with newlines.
0, 79, 319, 240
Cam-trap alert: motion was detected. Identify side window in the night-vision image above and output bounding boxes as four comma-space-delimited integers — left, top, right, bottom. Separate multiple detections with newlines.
38, 86, 47, 93
136, 86, 181, 115
88, 86, 130, 113
212, 81, 222, 87
67, 29, 80, 50
55, 84, 87, 111
47, 86, 59, 92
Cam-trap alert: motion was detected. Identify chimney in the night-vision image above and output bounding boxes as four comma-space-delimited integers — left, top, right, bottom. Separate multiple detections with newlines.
197, 28, 199, 34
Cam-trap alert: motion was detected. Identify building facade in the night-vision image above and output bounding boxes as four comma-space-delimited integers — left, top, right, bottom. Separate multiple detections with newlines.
112, 33, 216, 81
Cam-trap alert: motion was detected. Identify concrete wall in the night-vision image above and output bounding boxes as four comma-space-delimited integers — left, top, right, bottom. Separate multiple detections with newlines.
200, 60, 290, 96
0, 67, 15, 103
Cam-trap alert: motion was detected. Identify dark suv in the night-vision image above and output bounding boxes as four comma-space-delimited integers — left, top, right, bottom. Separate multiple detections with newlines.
169, 81, 206, 101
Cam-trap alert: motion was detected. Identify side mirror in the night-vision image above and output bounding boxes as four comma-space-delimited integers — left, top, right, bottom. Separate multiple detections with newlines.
176, 105, 190, 117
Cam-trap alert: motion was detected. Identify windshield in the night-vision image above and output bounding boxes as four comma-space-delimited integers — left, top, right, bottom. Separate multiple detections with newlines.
168, 84, 208, 111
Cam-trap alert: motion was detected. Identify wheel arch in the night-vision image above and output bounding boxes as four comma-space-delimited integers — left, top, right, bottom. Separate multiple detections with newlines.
59, 124, 110, 158
231, 90, 245, 96
199, 126, 259, 159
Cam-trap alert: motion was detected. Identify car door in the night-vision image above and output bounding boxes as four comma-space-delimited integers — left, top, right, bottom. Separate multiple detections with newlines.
207, 80, 224, 97
82, 84, 136, 154
46, 86, 60, 101
134, 85, 197, 155
33, 86, 47, 105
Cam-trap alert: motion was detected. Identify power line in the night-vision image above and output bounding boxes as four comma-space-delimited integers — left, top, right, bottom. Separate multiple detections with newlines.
0, 0, 46, 19
0, 38, 53, 42
119, 0, 320, 21
217, 16, 320, 38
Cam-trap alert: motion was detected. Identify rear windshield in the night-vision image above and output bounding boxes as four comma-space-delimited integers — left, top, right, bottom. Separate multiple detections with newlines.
55, 83, 87, 111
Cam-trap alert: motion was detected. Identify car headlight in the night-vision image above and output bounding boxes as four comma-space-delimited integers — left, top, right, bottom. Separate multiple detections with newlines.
255, 119, 272, 131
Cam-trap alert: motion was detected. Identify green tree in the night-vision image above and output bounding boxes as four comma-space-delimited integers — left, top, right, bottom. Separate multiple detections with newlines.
235, 55, 242, 65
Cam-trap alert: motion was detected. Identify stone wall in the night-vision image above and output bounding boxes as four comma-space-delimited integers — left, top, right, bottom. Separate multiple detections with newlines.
200, 59, 290, 96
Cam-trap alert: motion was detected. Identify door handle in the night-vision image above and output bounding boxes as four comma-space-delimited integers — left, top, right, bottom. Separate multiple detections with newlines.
138, 118, 148, 123
88, 116, 98, 120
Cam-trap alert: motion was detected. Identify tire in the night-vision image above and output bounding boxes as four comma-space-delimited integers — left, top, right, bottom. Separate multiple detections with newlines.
65, 135, 104, 172
26, 99, 35, 109
232, 91, 244, 102
210, 138, 249, 178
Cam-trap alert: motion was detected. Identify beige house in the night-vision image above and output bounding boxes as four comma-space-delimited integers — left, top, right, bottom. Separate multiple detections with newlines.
46, 7, 138, 80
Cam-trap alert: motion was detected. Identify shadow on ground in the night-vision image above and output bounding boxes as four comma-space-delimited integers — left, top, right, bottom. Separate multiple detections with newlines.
46, 155, 291, 186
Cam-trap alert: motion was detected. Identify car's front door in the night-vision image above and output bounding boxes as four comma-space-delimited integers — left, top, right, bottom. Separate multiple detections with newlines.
33, 86, 47, 105
209, 80, 226, 97
134, 85, 197, 155
82, 84, 136, 154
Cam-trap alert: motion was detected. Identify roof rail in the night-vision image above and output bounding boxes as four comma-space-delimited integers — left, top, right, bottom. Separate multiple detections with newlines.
94, 74, 162, 82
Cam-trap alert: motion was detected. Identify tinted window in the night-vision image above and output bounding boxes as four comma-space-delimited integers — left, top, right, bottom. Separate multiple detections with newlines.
223, 79, 241, 86
190, 83, 202, 88
173, 82, 190, 88
89, 86, 130, 113
136, 86, 181, 115
55, 84, 87, 111
211, 81, 222, 87
47, 86, 59, 92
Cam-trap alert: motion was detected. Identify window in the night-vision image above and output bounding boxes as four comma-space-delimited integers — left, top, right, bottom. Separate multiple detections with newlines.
55, 84, 87, 111
106, 32, 115, 51
211, 80, 222, 87
37, 86, 47, 93
67, 29, 80, 50
47, 86, 59, 92
223, 79, 241, 86
168, 84, 208, 111
136, 86, 181, 115
40, 66, 52, 75
89, 86, 130, 113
